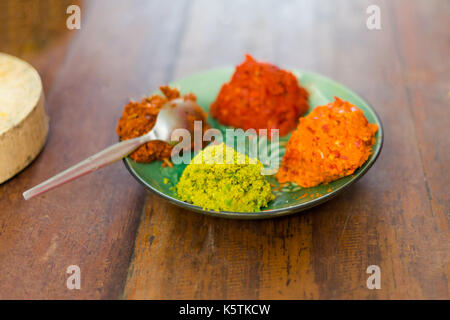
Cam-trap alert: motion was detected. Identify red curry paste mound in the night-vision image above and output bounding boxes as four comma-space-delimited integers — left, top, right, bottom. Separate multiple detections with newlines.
276, 97, 378, 187
210, 54, 309, 136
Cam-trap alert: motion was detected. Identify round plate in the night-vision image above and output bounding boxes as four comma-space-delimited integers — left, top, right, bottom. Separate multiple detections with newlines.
123, 67, 383, 219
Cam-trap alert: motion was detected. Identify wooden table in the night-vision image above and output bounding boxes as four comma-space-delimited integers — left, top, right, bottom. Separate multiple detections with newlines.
0, 0, 448, 299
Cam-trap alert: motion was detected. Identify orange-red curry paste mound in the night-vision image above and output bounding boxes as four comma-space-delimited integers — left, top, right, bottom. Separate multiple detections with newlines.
210, 54, 309, 136
276, 97, 378, 188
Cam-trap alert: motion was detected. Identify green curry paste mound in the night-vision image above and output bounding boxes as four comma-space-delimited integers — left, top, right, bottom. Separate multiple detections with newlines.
175, 143, 275, 212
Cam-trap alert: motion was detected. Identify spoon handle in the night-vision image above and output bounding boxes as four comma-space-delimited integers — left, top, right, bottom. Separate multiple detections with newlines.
23, 136, 148, 200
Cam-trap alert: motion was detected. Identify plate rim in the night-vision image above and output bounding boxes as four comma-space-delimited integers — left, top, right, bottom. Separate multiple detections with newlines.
123, 67, 384, 220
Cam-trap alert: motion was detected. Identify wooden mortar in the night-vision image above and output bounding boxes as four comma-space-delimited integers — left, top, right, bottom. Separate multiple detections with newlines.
0, 52, 48, 183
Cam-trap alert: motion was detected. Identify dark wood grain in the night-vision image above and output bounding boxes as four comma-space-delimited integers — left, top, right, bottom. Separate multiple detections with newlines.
0, 0, 448, 299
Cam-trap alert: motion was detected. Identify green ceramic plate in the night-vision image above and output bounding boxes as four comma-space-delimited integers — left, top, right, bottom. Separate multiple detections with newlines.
123, 67, 383, 219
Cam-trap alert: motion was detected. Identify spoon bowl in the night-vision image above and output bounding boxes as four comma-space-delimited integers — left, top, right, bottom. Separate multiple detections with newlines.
148, 98, 206, 144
